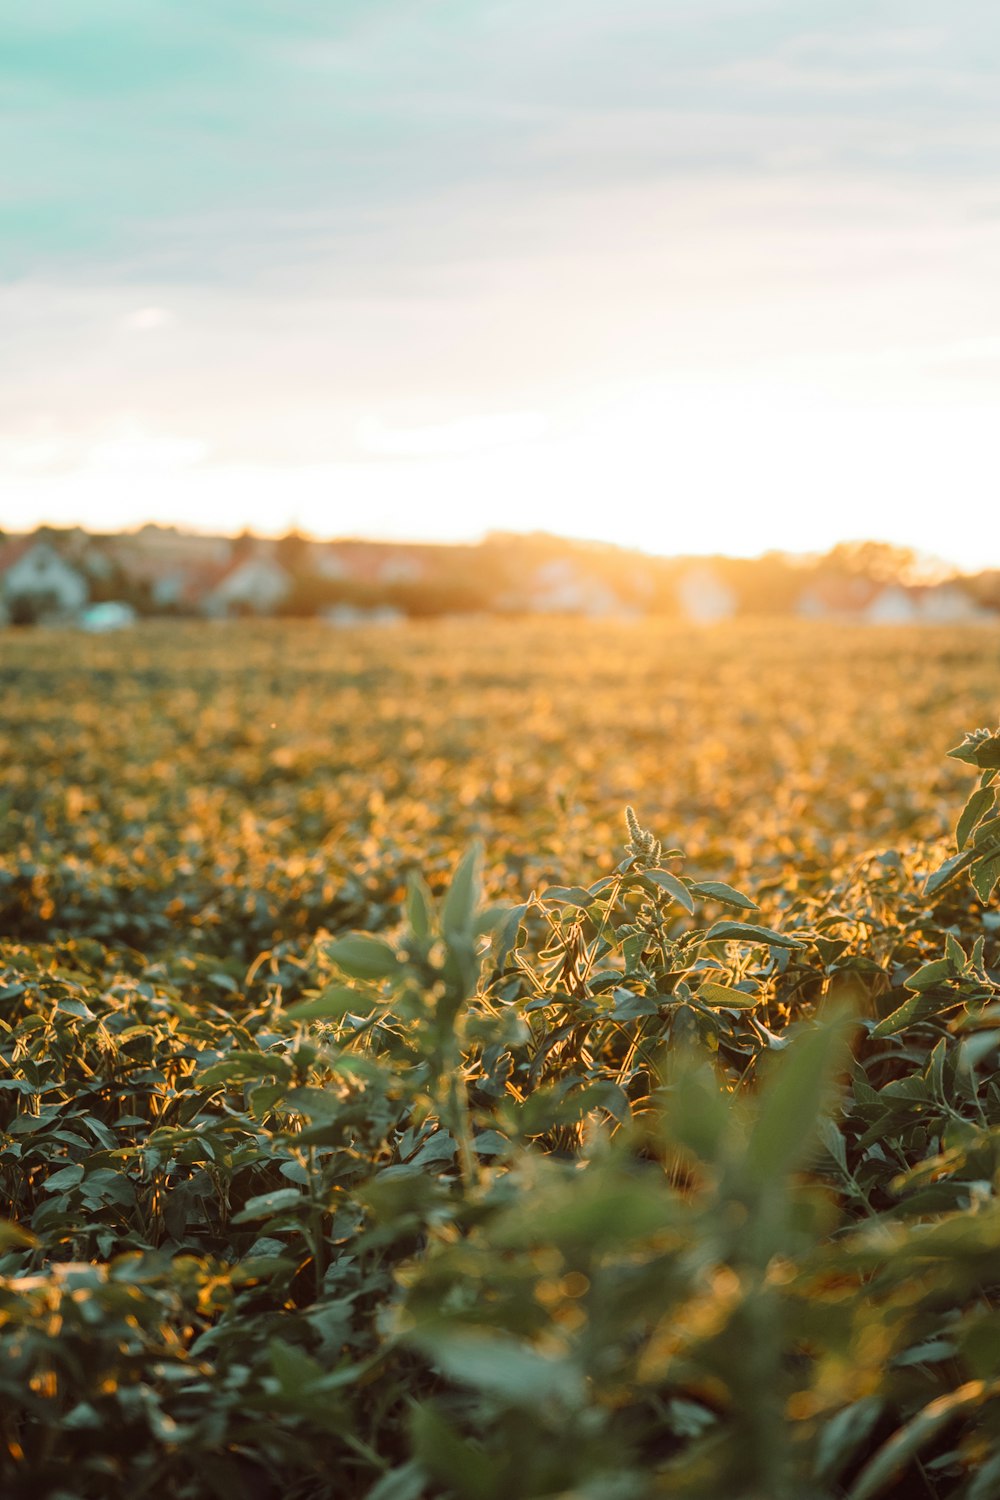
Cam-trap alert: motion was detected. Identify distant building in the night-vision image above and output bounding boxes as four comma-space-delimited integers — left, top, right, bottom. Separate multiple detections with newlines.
864, 585, 920, 625
0, 539, 89, 623
864, 583, 989, 625
919, 583, 990, 623
796, 575, 876, 621
107, 527, 234, 613
522, 559, 629, 616
309, 543, 355, 583
676, 566, 736, 624
308, 541, 430, 588
202, 554, 292, 617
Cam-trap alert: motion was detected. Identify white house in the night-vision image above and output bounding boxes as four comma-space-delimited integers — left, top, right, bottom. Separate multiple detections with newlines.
0, 540, 89, 622
865, 583, 988, 625
919, 583, 989, 623
202, 556, 292, 617
524, 559, 627, 616
864, 585, 921, 625
676, 566, 736, 624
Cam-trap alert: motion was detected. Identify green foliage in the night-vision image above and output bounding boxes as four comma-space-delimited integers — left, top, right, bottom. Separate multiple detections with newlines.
1, 624, 1000, 1498
925, 728, 1000, 904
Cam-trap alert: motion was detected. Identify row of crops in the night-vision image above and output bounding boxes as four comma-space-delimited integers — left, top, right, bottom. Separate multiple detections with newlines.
2, 618, 1000, 1499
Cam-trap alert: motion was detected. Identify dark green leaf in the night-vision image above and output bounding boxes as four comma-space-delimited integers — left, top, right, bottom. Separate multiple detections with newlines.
695, 982, 758, 1009
284, 985, 365, 1022
703, 920, 804, 950
233, 1188, 304, 1222
441, 842, 482, 938
326, 934, 401, 980
645, 869, 695, 913
957, 786, 996, 848
690, 880, 758, 910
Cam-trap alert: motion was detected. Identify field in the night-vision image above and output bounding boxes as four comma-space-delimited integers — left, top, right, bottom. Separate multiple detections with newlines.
2, 618, 1000, 1500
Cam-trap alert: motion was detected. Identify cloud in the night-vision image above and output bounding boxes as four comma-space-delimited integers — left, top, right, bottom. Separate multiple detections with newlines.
85, 422, 208, 472
124, 306, 174, 332
6, 0, 1000, 287
358, 412, 547, 459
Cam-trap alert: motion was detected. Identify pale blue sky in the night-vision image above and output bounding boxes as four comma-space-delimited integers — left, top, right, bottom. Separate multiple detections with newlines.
3, 2, 999, 565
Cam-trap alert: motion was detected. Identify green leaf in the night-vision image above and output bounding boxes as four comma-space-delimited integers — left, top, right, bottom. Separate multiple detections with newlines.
906, 958, 954, 992
703, 920, 804, 950
326, 934, 401, 981
284, 985, 365, 1022
695, 981, 758, 1010
818, 1116, 848, 1173
645, 869, 695, 913
744, 1020, 849, 1187
814, 1398, 884, 1485
43, 1163, 84, 1193
972, 813, 1000, 848
283, 1086, 343, 1122
663, 1056, 732, 1165
412, 1329, 584, 1408
473, 1129, 510, 1157
847, 1381, 1000, 1500
972, 852, 1000, 902
541, 885, 596, 908
197, 1053, 285, 1088
968, 1450, 1000, 1500
269, 1337, 324, 1393
406, 871, 434, 944
367, 1463, 427, 1500
925, 848, 975, 896
407, 1132, 457, 1168
493, 1171, 673, 1252
492, 902, 529, 969
232, 1188, 304, 1223
690, 880, 758, 911
411, 1406, 498, 1500
208, 972, 239, 994
948, 730, 1000, 768
871, 988, 961, 1039
57, 997, 96, 1019
957, 786, 996, 849
0, 1218, 38, 1249
441, 842, 483, 938
944, 932, 967, 969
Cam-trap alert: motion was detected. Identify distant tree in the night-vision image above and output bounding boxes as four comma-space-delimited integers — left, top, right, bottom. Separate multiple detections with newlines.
728, 552, 806, 615
231, 529, 256, 562
821, 540, 947, 587
964, 570, 1000, 612
276, 529, 311, 575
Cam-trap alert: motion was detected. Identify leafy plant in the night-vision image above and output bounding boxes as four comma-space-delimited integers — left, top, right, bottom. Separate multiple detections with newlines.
1, 622, 1000, 1499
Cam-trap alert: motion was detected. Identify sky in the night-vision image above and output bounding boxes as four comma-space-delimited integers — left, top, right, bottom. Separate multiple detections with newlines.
2, 1, 1000, 570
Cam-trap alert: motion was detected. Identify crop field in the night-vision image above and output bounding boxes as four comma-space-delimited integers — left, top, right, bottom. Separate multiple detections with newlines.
2, 617, 1000, 1500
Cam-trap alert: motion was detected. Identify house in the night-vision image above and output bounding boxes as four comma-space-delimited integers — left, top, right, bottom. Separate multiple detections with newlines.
107, 527, 234, 612
0, 538, 90, 623
309, 544, 355, 583
864, 586, 921, 624
201, 554, 292, 617
863, 583, 989, 625
521, 559, 629, 617
676, 566, 736, 624
796, 574, 877, 621
308, 541, 430, 588
919, 583, 990, 624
